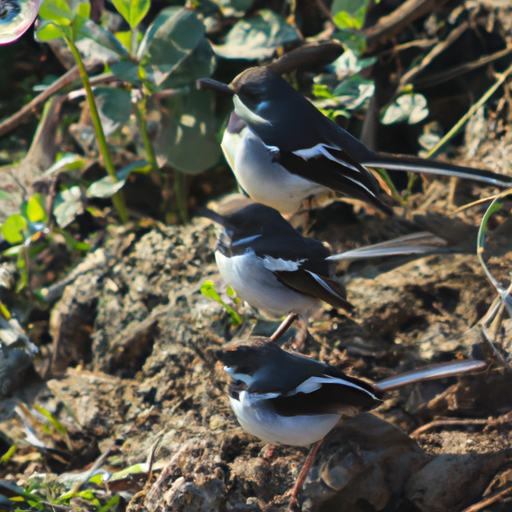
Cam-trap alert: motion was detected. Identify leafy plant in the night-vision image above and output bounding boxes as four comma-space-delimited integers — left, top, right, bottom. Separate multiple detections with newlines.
36, 0, 130, 223
35, 0, 219, 224
201, 280, 242, 325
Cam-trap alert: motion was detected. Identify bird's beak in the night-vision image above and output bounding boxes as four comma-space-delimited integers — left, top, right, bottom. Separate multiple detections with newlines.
196, 207, 235, 233
196, 78, 234, 95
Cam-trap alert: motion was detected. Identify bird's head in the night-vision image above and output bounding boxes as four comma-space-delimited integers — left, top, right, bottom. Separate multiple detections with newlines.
197, 67, 291, 126
216, 337, 285, 388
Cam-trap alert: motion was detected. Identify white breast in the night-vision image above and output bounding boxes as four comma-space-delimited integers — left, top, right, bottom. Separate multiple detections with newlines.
215, 249, 320, 318
222, 129, 328, 214
229, 392, 340, 446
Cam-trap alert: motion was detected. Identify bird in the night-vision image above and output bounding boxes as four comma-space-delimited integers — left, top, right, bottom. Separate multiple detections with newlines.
199, 202, 353, 342
216, 337, 487, 510
197, 67, 512, 215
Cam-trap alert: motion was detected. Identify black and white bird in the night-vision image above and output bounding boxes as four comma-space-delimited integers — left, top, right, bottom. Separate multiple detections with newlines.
197, 67, 512, 215
200, 202, 352, 338
217, 338, 487, 510
217, 337, 486, 447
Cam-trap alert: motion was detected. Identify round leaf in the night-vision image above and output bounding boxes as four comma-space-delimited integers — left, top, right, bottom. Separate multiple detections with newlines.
382, 93, 429, 125
53, 186, 82, 228
94, 87, 132, 137
138, 7, 205, 86
26, 195, 48, 223
213, 10, 300, 60
1, 215, 27, 244
155, 89, 221, 173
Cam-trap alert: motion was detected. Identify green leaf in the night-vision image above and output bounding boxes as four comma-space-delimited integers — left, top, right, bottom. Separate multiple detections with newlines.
86, 161, 151, 198
138, 7, 205, 86
32, 404, 73, 451
0, 444, 16, 464
56, 228, 90, 252
201, 281, 242, 325
331, 0, 370, 30
110, 60, 142, 86
99, 494, 120, 512
112, 0, 150, 29
2, 245, 22, 257
75, 19, 130, 61
213, 10, 300, 60
381, 93, 429, 125
92, 87, 132, 136
35, 20, 65, 41
155, 89, 221, 173
44, 154, 85, 176
159, 39, 216, 90
115, 30, 132, 51
1, 214, 27, 244
26, 195, 48, 223
333, 28, 367, 56
53, 186, 83, 228
0, 300, 11, 320
39, 0, 73, 25
76, 1, 91, 18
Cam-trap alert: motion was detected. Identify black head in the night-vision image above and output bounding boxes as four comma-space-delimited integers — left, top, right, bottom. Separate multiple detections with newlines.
229, 67, 292, 111
216, 337, 281, 376
222, 203, 299, 238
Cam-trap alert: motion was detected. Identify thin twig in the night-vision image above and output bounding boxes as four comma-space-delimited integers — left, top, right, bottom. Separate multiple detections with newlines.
425, 62, 512, 158
410, 418, 489, 438
0, 66, 80, 138
460, 485, 512, 512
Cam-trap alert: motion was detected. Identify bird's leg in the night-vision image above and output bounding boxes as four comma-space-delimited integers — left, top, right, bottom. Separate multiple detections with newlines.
270, 313, 299, 343
289, 439, 323, 512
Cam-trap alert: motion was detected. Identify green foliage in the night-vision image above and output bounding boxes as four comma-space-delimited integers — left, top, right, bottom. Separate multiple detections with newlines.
112, 0, 150, 29
1, 214, 27, 244
214, 10, 300, 60
331, 0, 373, 55
32, 404, 73, 451
201, 281, 242, 325
155, 89, 221, 173
44, 153, 86, 176
381, 93, 429, 125
312, 50, 375, 118
87, 161, 151, 198
53, 186, 83, 228
0, 443, 17, 464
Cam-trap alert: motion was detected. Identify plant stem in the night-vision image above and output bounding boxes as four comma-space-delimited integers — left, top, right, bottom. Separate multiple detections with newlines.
426, 62, 512, 159
134, 97, 163, 180
66, 37, 129, 224
174, 170, 189, 224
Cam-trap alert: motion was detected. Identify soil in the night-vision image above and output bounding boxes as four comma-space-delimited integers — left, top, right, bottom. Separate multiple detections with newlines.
2, 148, 512, 511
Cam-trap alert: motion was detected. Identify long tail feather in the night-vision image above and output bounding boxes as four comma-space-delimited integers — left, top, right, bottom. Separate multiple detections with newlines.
374, 360, 487, 392
366, 152, 512, 188
327, 232, 453, 261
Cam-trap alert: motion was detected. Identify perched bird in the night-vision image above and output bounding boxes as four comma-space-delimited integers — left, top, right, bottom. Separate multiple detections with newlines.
217, 337, 487, 510
200, 202, 352, 340
197, 67, 512, 215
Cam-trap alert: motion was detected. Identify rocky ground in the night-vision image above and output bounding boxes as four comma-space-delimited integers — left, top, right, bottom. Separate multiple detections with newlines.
2, 137, 512, 510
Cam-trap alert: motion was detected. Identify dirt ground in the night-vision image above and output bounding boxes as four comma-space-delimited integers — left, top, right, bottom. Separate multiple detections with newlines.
1, 3, 512, 507
2, 129, 512, 511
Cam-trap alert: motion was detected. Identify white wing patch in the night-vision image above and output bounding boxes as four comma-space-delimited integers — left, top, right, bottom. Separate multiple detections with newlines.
293, 143, 361, 174
291, 375, 379, 399
231, 234, 263, 247
304, 270, 343, 299
261, 255, 306, 272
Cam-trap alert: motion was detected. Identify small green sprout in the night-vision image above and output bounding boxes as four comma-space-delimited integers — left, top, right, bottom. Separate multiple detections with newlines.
201, 281, 242, 325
